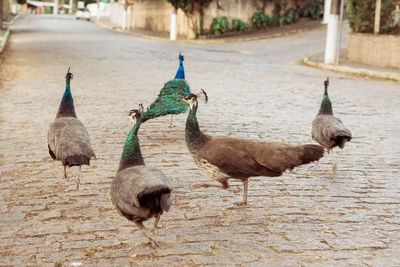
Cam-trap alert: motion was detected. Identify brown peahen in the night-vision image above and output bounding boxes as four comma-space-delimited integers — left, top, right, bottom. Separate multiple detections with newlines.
47, 68, 96, 189
110, 105, 173, 247
180, 91, 325, 206
312, 78, 352, 172
142, 53, 190, 127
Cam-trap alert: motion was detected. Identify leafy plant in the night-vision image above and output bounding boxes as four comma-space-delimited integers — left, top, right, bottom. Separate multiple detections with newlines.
302, 0, 324, 20
283, 7, 300, 24
210, 16, 229, 35
232, 18, 249, 32
251, 11, 272, 28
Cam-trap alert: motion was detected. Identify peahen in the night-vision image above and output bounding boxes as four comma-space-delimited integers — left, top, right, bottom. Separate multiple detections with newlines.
180, 91, 325, 206
47, 68, 96, 189
312, 78, 352, 172
110, 104, 173, 247
142, 53, 190, 127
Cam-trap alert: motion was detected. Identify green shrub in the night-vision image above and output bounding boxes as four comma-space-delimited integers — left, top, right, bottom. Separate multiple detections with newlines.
347, 0, 398, 34
232, 18, 249, 32
283, 7, 300, 24
251, 11, 272, 28
210, 16, 229, 35
271, 15, 286, 26
302, 0, 324, 20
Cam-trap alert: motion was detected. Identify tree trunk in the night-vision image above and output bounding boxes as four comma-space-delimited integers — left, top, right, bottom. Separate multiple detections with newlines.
0, 0, 3, 30
374, 0, 381, 34
199, 5, 204, 36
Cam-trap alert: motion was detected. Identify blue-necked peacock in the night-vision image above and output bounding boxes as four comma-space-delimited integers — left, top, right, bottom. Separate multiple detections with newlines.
142, 53, 191, 127
111, 104, 173, 247
47, 68, 96, 189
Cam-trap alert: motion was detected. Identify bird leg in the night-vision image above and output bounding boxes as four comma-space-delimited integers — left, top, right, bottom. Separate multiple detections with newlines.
235, 179, 249, 206
76, 166, 81, 190
152, 215, 161, 235
169, 115, 174, 128
63, 165, 67, 180
330, 150, 337, 173
135, 221, 159, 247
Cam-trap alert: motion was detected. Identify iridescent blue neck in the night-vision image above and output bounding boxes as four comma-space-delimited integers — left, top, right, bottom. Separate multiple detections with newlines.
118, 120, 145, 172
175, 59, 185, 79
56, 78, 77, 118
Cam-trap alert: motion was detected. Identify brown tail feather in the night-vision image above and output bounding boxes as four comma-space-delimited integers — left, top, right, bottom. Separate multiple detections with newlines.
300, 144, 325, 164
63, 155, 90, 167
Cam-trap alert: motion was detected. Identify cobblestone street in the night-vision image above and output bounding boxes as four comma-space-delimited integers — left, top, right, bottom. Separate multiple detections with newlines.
1, 15, 400, 266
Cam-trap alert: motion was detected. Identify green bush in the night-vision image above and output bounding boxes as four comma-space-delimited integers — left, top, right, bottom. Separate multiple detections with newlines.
302, 0, 324, 20
232, 18, 249, 32
283, 7, 300, 24
347, 0, 398, 34
251, 11, 272, 28
271, 15, 286, 26
210, 16, 229, 35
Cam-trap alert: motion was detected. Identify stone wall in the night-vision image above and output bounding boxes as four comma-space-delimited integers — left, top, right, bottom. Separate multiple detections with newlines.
109, 0, 297, 39
347, 33, 400, 69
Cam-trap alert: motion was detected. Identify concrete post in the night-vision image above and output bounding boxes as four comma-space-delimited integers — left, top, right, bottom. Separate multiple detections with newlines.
53, 0, 59, 15
170, 7, 177, 41
122, 5, 127, 30
374, 0, 381, 34
324, 0, 340, 64
322, 0, 332, 24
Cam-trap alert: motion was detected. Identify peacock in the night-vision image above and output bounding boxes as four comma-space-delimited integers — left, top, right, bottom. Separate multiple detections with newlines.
110, 104, 173, 247
180, 91, 325, 206
312, 78, 352, 172
142, 52, 190, 127
47, 68, 96, 189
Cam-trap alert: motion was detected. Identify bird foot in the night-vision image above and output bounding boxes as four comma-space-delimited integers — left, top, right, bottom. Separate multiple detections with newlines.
233, 201, 248, 207
168, 124, 175, 128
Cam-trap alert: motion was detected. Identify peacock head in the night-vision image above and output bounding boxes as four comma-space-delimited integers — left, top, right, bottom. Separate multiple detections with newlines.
66, 67, 73, 80
323, 77, 329, 95
129, 104, 144, 126
179, 52, 184, 63
180, 89, 208, 110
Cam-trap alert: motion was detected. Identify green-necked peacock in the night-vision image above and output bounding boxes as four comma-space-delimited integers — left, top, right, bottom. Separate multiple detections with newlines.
180, 91, 325, 206
47, 68, 96, 189
142, 53, 191, 127
110, 104, 173, 247
312, 78, 352, 172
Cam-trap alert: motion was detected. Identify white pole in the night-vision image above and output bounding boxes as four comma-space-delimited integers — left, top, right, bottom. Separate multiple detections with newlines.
324, 0, 339, 64
122, 7, 127, 30
322, 0, 331, 24
170, 7, 177, 41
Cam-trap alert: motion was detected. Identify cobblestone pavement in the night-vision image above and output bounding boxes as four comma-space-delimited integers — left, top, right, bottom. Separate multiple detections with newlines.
1, 15, 400, 266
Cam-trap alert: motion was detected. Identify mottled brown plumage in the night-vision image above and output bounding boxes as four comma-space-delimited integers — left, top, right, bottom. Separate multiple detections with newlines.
47, 69, 95, 188
181, 92, 324, 205
312, 78, 352, 172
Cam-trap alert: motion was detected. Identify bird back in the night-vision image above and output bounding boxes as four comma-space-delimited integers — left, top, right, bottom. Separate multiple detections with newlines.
142, 79, 191, 122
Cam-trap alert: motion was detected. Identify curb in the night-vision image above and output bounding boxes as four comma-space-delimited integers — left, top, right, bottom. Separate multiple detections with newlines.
95, 20, 322, 45
0, 29, 11, 54
0, 14, 22, 54
303, 53, 400, 83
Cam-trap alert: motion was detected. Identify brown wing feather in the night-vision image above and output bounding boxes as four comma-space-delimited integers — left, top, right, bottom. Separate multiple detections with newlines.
198, 137, 323, 178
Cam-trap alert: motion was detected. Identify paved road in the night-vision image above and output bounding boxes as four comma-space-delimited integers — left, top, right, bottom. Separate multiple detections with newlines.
1, 15, 400, 266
